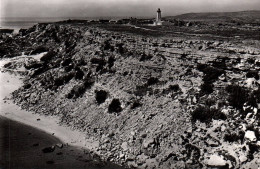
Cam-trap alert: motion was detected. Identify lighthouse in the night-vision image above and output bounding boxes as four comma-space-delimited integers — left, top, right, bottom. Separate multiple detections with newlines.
156, 8, 161, 22
154, 8, 163, 26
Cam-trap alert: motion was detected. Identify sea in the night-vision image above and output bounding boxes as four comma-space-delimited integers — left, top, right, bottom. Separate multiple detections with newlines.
0, 17, 88, 33
0, 16, 152, 33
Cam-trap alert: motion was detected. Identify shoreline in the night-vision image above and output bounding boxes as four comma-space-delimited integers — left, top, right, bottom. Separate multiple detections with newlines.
0, 56, 99, 158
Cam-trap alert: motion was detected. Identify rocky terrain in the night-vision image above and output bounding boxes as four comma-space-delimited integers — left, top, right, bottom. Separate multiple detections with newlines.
1, 22, 260, 168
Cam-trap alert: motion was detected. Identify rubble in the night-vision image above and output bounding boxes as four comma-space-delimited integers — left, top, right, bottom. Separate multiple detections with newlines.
2, 22, 259, 168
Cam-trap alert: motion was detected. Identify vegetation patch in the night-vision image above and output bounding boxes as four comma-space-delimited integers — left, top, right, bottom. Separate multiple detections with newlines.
30, 46, 48, 55
191, 106, 227, 123
95, 90, 108, 104
40, 50, 56, 63
108, 99, 122, 113
224, 131, 244, 143
226, 84, 249, 110
246, 70, 259, 80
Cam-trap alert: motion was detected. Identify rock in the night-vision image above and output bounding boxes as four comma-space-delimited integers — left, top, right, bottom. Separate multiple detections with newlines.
206, 154, 228, 167
239, 154, 247, 163
103, 138, 110, 143
207, 139, 219, 147
121, 142, 128, 151
42, 146, 55, 153
119, 152, 125, 159
56, 143, 63, 148
141, 133, 147, 138
244, 130, 257, 142
143, 138, 154, 149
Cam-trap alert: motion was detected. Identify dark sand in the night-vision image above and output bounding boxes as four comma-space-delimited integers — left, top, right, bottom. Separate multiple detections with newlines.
0, 116, 124, 169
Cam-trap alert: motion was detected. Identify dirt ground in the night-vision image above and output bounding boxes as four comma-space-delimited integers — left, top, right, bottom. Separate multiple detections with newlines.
1, 21, 260, 168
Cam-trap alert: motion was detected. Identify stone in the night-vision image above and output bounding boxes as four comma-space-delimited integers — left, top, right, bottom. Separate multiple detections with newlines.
143, 138, 154, 149
245, 130, 257, 142
121, 142, 128, 151
42, 146, 55, 153
56, 143, 63, 148
119, 152, 125, 159
206, 154, 227, 167
207, 139, 219, 147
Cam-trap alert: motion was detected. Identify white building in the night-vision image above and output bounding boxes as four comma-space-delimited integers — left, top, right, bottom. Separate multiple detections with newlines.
153, 8, 173, 26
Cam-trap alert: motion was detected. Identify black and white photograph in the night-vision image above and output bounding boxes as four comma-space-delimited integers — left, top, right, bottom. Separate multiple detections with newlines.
1, 0, 260, 168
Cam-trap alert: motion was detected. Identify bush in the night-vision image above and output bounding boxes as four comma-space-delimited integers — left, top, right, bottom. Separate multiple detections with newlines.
24, 61, 43, 70
246, 70, 259, 80
226, 84, 249, 110
61, 58, 72, 67
200, 82, 213, 95
224, 131, 244, 143
197, 64, 225, 82
169, 84, 180, 92
31, 46, 48, 55
108, 56, 116, 69
116, 43, 125, 54
191, 106, 227, 123
75, 67, 84, 80
131, 101, 142, 109
67, 83, 86, 99
108, 99, 122, 113
140, 53, 153, 61
40, 51, 56, 62
95, 90, 108, 104
147, 77, 159, 86
134, 85, 153, 96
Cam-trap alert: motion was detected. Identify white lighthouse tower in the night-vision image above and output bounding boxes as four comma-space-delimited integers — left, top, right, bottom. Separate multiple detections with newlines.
157, 8, 161, 22
154, 8, 162, 25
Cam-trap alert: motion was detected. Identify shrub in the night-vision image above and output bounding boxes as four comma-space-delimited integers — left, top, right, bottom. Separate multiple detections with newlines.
40, 51, 56, 62
147, 77, 159, 86
140, 53, 153, 61
245, 84, 259, 107
224, 131, 244, 143
226, 84, 249, 110
134, 85, 153, 96
95, 90, 108, 104
108, 99, 122, 113
200, 82, 213, 95
30, 46, 48, 55
75, 67, 84, 80
108, 56, 116, 68
191, 106, 227, 123
90, 58, 106, 72
67, 83, 86, 99
61, 58, 72, 67
197, 64, 225, 82
169, 84, 180, 92
131, 101, 142, 109
116, 43, 125, 54
246, 70, 259, 80
24, 61, 43, 70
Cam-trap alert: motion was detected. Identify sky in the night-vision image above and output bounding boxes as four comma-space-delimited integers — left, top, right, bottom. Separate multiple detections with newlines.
1, 0, 260, 18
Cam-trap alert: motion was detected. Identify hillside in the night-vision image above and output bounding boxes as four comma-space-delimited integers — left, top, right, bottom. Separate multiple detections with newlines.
1, 22, 260, 168
164, 10, 260, 23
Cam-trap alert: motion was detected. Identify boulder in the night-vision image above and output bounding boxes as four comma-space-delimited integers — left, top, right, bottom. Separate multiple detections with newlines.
206, 154, 228, 168
244, 130, 257, 142
42, 146, 55, 153
121, 142, 128, 151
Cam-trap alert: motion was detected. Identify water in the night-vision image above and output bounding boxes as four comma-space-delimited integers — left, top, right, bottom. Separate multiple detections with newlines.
0, 16, 151, 32
0, 17, 76, 32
